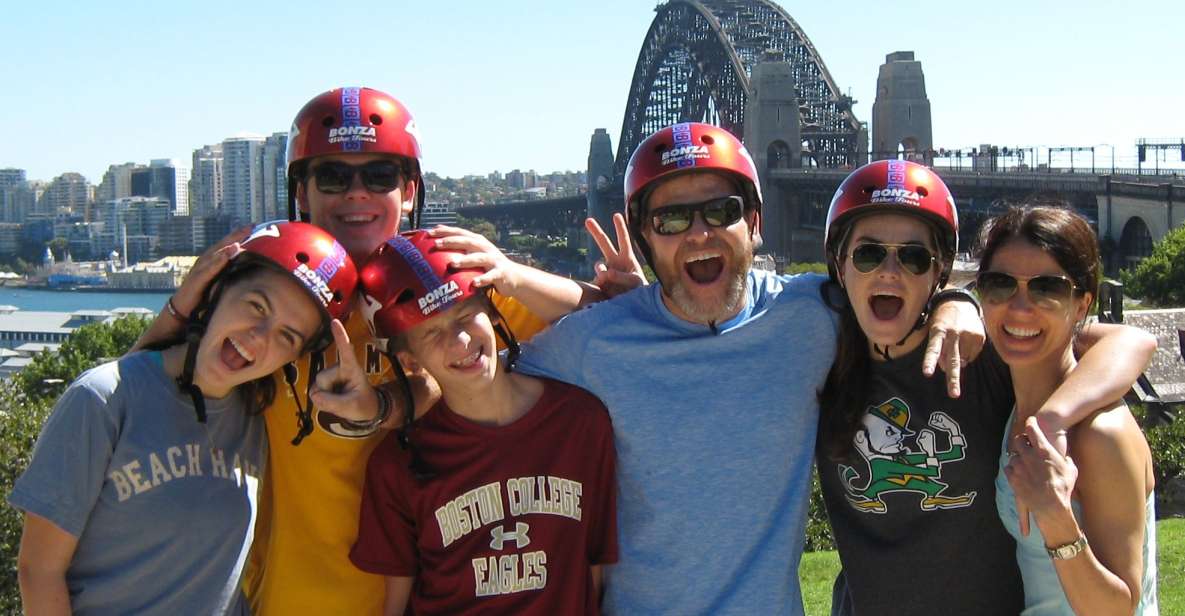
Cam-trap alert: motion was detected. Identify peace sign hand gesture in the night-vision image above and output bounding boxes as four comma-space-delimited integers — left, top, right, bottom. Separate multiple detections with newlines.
309, 319, 383, 423
586, 213, 647, 298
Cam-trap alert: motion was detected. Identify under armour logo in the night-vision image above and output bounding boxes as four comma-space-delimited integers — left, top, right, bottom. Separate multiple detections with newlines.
489, 522, 530, 550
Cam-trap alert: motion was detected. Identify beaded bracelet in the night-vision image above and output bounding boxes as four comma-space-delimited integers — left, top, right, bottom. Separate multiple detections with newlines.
166, 296, 189, 323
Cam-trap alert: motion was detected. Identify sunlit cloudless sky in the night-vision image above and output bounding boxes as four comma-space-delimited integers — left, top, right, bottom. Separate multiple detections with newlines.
2, 0, 1182, 182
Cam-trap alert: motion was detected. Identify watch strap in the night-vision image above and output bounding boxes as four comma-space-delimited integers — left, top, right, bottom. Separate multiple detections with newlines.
1046, 534, 1089, 560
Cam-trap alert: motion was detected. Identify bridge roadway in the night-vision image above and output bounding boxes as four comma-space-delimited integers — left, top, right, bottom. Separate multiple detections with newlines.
455, 169, 1182, 273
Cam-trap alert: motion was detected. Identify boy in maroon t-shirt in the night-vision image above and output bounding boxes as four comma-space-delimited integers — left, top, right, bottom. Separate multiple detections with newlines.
350, 231, 618, 615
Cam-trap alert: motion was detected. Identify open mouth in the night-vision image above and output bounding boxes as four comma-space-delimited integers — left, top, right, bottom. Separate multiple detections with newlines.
220, 337, 256, 371
1002, 324, 1041, 339
449, 346, 484, 371
337, 213, 379, 225
683, 252, 724, 285
869, 293, 904, 321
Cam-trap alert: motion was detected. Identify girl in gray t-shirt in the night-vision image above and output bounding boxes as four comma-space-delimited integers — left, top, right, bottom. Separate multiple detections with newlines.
9, 221, 357, 615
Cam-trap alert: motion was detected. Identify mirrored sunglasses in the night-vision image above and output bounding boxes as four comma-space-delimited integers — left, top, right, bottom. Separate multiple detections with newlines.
975, 271, 1080, 310
849, 242, 936, 276
649, 195, 746, 236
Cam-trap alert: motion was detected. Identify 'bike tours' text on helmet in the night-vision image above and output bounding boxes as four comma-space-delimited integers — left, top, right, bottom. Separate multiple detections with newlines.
285, 87, 425, 225
824, 159, 958, 285
623, 122, 763, 265
234, 220, 359, 344
357, 230, 484, 341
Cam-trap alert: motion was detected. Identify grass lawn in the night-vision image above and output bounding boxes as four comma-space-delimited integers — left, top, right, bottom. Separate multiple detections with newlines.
799, 517, 1184, 615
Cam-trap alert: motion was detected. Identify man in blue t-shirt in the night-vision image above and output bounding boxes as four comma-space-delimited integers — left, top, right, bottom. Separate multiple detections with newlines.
516, 123, 979, 615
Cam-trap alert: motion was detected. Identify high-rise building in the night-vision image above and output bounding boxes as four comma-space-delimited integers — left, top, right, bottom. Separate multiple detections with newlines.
160, 215, 195, 256
261, 132, 288, 221
189, 144, 223, 219
95, 196, 170, 263
7, 181, 45, 225
130, 159, 191, 215
0, 168, 25, 190
37, 172, 92, 218
221, 136, 265, 227
0, 168, 27, 224
95, 163, 140, 207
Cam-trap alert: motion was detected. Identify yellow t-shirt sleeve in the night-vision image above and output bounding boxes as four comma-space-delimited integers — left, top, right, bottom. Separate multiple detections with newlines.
489, 289, 549, 344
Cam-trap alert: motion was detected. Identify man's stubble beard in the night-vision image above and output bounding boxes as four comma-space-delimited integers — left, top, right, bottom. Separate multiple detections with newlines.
662, 247, 753, 325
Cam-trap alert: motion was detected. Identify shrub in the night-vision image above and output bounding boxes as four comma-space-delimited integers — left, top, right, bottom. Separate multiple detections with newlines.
785, 262, 829, 276
805, 469, 836, 552
0, 383, 52, 612
1, 315, 149, 608
1120, 224, 1185, 308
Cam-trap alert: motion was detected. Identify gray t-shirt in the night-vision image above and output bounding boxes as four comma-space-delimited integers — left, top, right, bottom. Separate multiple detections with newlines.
516, 270, 837, 615
8, 351, 266, 615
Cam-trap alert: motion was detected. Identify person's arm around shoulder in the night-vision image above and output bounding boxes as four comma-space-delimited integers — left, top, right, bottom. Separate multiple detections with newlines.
1036, 322, 1157, 452
17, 513, 76, 616
130, 227, 249, 353
382, 576, 414, 616
1007, 409, 1152, 615
428, 225, 598, 323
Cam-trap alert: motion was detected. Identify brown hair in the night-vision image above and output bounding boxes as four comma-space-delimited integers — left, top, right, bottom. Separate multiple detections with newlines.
975, 205, 1100, 302
817, 216, 948, 461
146, 262, 329, 415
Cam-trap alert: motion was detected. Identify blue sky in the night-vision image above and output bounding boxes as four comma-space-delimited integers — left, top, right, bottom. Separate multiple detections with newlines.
2, 0, 1183, 182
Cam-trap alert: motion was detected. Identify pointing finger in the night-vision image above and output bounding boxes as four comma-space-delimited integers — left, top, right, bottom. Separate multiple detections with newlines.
329, 320, 360, 376
922, 328, 946, 377
944, 332, 962, 398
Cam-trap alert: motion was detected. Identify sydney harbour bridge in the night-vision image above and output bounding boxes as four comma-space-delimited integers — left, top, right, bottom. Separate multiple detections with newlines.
459, 0, 1183, 275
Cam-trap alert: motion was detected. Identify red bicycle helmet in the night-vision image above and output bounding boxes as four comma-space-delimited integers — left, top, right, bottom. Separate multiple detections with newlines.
176, 220, 358, 433
824, 160, 958, 284
286, 87, 425, 225
357, 230, 483, 339
237, 220, 359, 325
623, 122, 762, 265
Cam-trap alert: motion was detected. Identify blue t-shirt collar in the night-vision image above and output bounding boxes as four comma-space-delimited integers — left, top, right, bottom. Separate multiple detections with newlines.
649, 269, 756, 334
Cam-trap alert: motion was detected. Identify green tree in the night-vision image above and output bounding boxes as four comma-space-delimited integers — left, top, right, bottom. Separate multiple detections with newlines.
16, 315, 151, 402
46, 238, 70, 261
454, 215, 498, 243
0, 381, 52, 612
1120, 224, 1185, 307
1, 315, 150, 608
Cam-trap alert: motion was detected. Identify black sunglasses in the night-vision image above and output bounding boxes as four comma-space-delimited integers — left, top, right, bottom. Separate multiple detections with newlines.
649, 195, 746, 235
849, 243, 936, 276
311, 160, 405, 195
975, 271, 1081, 310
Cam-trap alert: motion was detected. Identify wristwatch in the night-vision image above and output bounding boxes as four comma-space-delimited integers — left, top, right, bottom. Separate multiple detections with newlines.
1046, 535, 1089, 560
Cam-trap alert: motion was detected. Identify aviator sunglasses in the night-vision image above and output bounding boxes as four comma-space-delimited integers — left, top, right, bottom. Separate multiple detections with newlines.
311, 160, 405, 194
649, 195, 746, 235
975, 271, 1081, 310
849, 243, 936, 276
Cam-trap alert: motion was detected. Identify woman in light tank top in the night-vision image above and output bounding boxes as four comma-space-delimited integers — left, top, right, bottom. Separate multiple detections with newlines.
978, 205, 1158, 615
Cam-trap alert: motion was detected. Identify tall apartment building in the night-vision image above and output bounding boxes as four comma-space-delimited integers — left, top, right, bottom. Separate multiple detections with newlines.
130, 159, 190, 215
0, 168, 27, 223
95, 163, 139, 207
37, 172, 92, 219
189, 144, 224, 253
261, 132, 288, 221
221, 136, 265, 227
189, 144, 223, 219
95, 196, 170, 264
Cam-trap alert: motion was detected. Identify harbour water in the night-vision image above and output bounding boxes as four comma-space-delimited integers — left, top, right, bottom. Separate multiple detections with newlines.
0, 287, 170, 313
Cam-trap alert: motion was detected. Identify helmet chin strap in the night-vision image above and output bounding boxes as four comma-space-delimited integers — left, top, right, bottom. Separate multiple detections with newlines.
871, 280, 941, 361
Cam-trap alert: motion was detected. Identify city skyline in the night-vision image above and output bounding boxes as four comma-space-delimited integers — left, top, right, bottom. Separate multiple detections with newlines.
3, 0, 1184, 183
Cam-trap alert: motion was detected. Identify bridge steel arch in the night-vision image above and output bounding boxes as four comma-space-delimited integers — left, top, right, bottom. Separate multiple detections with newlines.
615, 0, 862, 176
